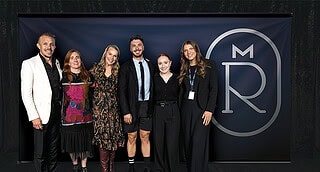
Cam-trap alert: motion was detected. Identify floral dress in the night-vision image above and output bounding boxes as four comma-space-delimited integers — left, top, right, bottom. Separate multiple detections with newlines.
91, 70, 125, 151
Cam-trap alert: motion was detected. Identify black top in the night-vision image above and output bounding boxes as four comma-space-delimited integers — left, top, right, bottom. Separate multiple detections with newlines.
189, 65, 197, 79
154, 73, 179, 102
40, 54, 61, 103
61, 72, 82, 83
179, 59, 218, 112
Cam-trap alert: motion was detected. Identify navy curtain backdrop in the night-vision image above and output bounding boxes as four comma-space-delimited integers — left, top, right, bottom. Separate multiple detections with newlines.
18, 14, 291, 162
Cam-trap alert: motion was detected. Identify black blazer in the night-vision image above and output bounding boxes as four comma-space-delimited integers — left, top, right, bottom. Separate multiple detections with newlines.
119, 58, 155, 121
179, 59, 218, 113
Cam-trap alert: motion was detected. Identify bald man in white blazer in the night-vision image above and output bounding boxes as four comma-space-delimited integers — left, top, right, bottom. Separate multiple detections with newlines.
21, 33, 62, 172
21, 54, 62, 124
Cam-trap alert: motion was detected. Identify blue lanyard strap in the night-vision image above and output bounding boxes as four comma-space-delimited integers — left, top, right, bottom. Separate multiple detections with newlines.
188, 68, 197, 91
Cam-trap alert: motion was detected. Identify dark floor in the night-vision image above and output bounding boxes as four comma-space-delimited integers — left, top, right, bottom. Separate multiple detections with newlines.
1, 152, 320, 172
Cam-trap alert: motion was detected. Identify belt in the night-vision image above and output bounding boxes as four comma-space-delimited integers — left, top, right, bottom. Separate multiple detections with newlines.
156, 101, 177, 107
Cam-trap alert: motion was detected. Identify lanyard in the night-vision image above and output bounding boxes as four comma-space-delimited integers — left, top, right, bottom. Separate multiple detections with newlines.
188, 68, 197, 91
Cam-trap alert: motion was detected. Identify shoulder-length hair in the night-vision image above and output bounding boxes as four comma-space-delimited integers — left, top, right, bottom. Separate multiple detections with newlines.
178, 40, 207, 84
63, 49, 90, 83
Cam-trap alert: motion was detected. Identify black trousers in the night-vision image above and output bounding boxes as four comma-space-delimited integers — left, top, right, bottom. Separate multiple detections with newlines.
153, 101, 180, 172
181, 99, 210, 172
33, 103, 60, 172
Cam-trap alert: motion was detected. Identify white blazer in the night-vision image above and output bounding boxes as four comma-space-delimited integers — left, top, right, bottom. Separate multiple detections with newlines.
21, 54, 62, 124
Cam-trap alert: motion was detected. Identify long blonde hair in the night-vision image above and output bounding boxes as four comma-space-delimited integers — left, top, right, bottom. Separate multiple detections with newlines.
178, 40, 207, 84
91, 44, 120, 78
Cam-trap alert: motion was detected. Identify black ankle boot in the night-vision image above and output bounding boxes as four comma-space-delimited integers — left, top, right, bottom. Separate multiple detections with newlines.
73, 164, 80, 172
81, 167, 88, 172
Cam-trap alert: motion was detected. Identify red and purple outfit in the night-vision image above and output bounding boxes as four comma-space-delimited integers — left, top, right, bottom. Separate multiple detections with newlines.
61, 72, 94, 159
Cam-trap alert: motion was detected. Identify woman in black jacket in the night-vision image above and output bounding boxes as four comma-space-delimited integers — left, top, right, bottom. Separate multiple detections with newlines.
178, 40, 218, 172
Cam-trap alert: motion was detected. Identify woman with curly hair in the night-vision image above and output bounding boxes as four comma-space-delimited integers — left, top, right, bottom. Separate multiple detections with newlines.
90, 45, 125, 172
178, 40, 218, 172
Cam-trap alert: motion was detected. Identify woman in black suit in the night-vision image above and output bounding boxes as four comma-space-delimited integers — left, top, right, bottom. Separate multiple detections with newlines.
178, 40, 218, 172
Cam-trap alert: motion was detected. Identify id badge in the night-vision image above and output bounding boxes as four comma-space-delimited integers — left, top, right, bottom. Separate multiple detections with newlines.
188, 91, 195, 100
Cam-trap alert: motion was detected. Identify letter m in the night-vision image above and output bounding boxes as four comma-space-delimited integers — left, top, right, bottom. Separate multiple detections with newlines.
232, 44, 254, 59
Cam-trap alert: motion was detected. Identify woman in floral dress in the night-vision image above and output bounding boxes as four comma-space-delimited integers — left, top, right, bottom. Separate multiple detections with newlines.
90, 45, 125, 172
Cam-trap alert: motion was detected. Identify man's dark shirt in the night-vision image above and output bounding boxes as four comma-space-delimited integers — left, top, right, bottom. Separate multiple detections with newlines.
40, 55, 61, 104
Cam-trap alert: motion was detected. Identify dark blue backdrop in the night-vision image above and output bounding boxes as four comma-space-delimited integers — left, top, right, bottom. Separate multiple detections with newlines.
19, 14, 291, 161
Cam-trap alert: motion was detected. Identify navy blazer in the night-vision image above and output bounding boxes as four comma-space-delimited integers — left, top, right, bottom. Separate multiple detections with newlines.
119, 58, 155, 121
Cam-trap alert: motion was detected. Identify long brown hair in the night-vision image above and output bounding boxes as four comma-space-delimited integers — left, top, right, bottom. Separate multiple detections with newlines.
178, 40, 207, 84
63, 49, 90, 83
90, 45, 120, 78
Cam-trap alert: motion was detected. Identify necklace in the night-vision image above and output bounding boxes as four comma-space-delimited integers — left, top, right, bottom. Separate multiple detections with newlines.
44, 56, 52, 62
